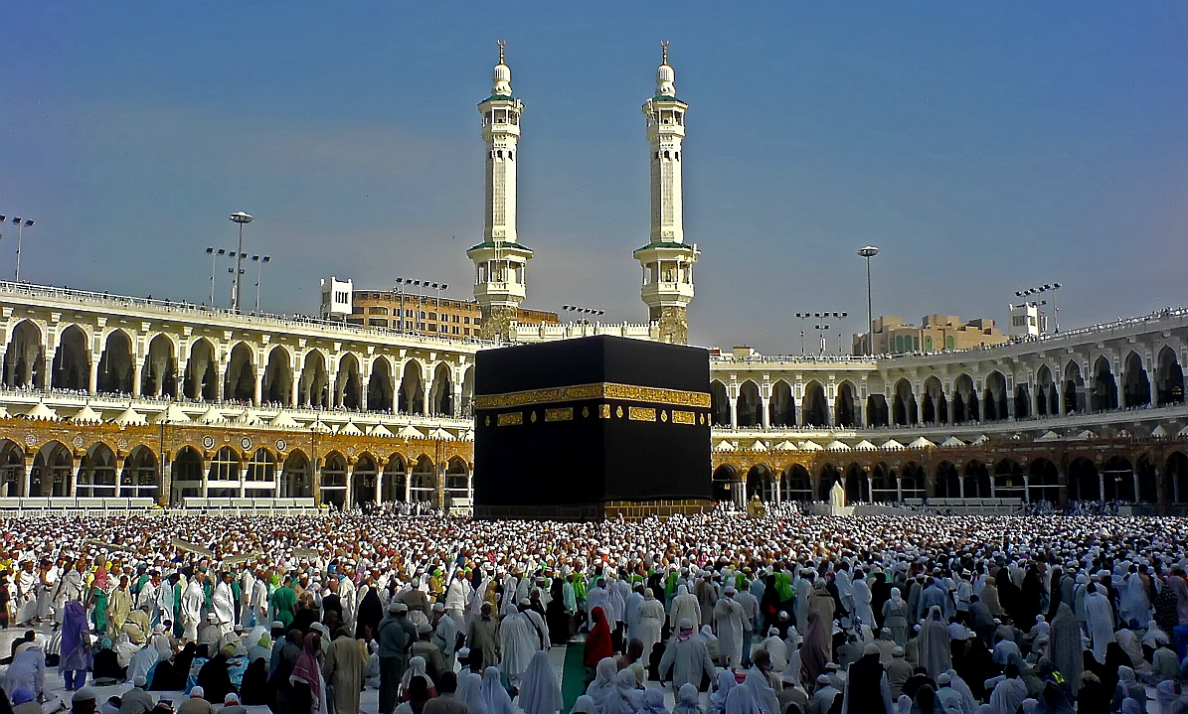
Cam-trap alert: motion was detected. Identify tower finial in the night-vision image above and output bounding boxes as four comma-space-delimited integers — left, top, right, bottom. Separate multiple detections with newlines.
661, 40, 669, 66
498, 39, 506, 65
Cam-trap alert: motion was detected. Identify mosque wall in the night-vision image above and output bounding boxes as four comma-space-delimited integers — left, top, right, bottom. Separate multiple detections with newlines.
0, 284, 1187, 511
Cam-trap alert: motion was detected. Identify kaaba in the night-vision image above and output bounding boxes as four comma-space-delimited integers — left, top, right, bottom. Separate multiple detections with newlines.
472, 335, 712, 520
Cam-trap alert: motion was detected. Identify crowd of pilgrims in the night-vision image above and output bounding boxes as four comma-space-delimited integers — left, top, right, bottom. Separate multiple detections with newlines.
0, 513, 1186, 713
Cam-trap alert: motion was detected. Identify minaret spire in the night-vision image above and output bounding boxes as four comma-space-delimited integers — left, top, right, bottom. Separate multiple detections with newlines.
468, 41, 533, 342
634, 43, 700, 345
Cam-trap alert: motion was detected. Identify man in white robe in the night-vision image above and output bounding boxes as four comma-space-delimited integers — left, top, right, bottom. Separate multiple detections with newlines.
181, 572, 206, 641
212, 573, 236, 634
850, 573, 875, 629
445, 571, 471, 630
659, 618, 717, 692
714, 586, 746, 668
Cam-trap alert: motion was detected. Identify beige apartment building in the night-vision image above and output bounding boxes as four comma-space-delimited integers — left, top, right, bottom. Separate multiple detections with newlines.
348, 290, 558, 338
854, 314, 1009, 355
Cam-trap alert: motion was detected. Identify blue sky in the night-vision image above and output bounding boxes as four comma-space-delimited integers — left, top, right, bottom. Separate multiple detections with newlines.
2, 3, 1186, 351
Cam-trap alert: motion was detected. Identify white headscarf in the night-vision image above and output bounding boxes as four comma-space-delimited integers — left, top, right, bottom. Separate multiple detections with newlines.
518, 650, 561, 714
481, 666, 519, 714
457, 671, 488, 714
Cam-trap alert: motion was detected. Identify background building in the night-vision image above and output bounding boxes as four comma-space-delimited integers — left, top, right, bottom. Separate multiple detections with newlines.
853, 314, 1009, 355
348, 289, 558, 338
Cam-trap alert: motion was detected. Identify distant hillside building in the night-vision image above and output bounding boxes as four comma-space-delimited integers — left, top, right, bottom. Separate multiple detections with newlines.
347, 290, 558, 339
854, 314, 1009, 355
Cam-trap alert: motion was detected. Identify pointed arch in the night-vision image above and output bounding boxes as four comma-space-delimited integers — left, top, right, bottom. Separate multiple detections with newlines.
1034, 365, 1057, 416
0, 440, 25, 497
921, 376, 947, 425
736, 380, 762, 427
368, 356, 395, 413
993, 459, 1025, 499
818, 463, 842, 501
335, 352, 363, 410
299, 350, 330, 408
1102, 456, 1134, 502
963, 460, 991, 498
3, 320, 44, 388
710, 381, 731, 427
208, 446, 241, 498
844, 463, 869, 503
32, 440, 73, 497
1063, 361, 1085, 414
223, 342, 256, 403
835, 381, 857, 427
802, 381, 828, 427
1069, 457, 1098, 501
51, 325, 90, 391
78, 442, 117, 498
141, 334, 177, 398
865, 394, 889, 428
123, 446, 159, 500
1027, 458, 1059, 503
430, 362, 454, 416
892, 378, 917, 426
320, 452, 348, 508
983, 371, 1008, 421
184, 338, 219, 400
280, 450, 312, 498
713, 464, 740, 504
768, 380, 795, 427
1156, 346, 1185, 406
1091, 356, 1118, 411
900, 462, 926, 501
1166, 452, 1188, 504
171, 446, 204, 502
871, 463, 896, 501
1013, 382, 1030, 419
399, 360, 425, 415
410, 454, 436, 502
97, 329, 134, 394
935, 461, 960, 498
952, 374, 979, 422
1122, 351, 1151, 407
382, 454, 408, 502
1136, 453, 1157, 503
782, 464, 812, 502
460, 366, 475, 417
262, 345, 293, 405
352, 454, 379, 507
745, 464, 776, 502
445, 456, 469, 506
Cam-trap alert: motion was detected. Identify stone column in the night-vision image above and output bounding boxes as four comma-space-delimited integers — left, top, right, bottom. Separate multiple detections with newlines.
239, 464, 249, 498
161, 456, 172, 507
728, 388, 739, 428
1098, 472, 1106, 501
69, 463, 81, 499
405, 468, 413, 503
114, 456, 126, 498
896, 477, 903, 503
760, 394, 770, 428
453, 385, 464, 418
855, 402, 864, 428
345, 465, 355, 509
200, 457, 210, 498
1132, 472, 1140, 503
374, 461, 384, 504
132, 360, 143, 398
22, 455, 33, 497
1058, 384, 1067, 415
423, 379, 433, 416
88, 353, 100, 395
826, 396, 836, 427
254, 371, 264, 407
958, 476, 965, 500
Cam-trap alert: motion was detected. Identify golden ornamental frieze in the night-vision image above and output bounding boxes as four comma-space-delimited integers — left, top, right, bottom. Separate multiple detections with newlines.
475, 382, 711, 410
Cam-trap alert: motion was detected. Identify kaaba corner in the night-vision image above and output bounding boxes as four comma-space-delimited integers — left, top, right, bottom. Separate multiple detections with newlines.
472, 335, 713, 521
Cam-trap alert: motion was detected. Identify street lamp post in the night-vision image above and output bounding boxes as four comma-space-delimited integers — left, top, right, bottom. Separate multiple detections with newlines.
562, 304, 606, 326
859, 246, 880, 355
1014, 282, 1063, 334
204, 248, 226, 306
814, 312, 847, 355
795, 313, 813, 355
251, 255, 272, 314
0, 216, 36, 283
228, 212, 254, 313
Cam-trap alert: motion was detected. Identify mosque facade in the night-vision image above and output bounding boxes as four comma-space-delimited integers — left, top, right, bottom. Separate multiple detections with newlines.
0, 46, 1185, 514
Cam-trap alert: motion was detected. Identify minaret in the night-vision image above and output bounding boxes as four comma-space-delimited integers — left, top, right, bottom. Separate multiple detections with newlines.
468, 41, 532, 342
635, 42, 699, 345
